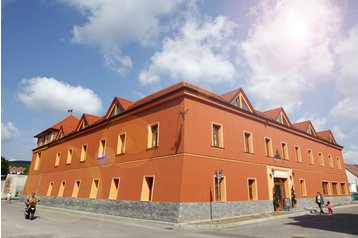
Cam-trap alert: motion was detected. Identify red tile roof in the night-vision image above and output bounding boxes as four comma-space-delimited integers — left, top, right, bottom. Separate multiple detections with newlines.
34, 81, 340, 147
220, 88, 242, 102
83, 113, 101, 125
35, 115, 79, 137
345, 164, 358, 177
261, 108, 282, 120
115, 97, 134, 110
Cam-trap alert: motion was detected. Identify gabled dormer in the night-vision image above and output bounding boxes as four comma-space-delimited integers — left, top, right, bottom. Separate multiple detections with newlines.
220, 88, 254, 113
105, 97, 134, 119
261, 107, 291, 126
34, 115, 79, 146
76, 113, 101, 131
77, 118, 89, 131
317, 130, 337, 144
292, 120, 317, 137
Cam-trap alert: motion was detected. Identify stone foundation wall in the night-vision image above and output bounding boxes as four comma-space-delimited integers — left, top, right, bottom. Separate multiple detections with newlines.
20, 195, 352, 223
296, 196, 352, 210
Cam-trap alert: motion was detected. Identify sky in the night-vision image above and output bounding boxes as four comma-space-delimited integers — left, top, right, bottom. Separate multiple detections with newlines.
1, 0, 358, 164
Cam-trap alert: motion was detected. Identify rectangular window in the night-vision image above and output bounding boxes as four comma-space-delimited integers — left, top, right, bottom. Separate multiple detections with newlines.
214, 176, 226, 202
66, 149, 73, 164
332, 182, 338, 195
212, 123, 223, 148
108, 178, 120, 200
80, 144, 88, 162
46, 182, 54, 196
117, 133, 126, 154
319, 152, 324, 166
340, 183, 347, 195
248, 178, 258, 200
34, 153, 41, 170
147, 124, 159, 148
328, 155, 334, 168
98, 139, 106, 159
281, 142, 289, 160
89, 179, 100, 199
294, 146, 302, 162
299, 179, 307, 196
140, 176, 154, 201
55, 152, 61, 167
336, 157, 342, 169
72, 180, 81, 198
244, 132, 254, 153
322, 181, 329, 196
308, 149, 314, 164
58, 181, 66, 197
264, 138, 273, 157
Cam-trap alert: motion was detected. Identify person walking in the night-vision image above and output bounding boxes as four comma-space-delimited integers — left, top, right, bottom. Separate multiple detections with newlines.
315, 192, 324, 215
326, 201, 333, 215
6, 192, 11, 203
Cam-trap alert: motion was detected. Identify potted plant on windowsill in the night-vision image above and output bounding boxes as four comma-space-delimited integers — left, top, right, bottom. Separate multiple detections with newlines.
291, 187, 297, 208
273, 191, 280, 212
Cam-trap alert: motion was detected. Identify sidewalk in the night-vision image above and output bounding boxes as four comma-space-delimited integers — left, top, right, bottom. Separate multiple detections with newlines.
178, 202, 358, 230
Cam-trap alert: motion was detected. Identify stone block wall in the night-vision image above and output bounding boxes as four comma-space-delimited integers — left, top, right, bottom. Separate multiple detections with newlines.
20, 195, 352, 223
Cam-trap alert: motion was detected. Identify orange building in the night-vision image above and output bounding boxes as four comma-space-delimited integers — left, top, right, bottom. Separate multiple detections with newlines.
23, 82, 350, 222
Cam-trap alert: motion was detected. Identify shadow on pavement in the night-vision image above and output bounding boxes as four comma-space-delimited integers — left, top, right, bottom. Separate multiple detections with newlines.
287, 213, 358, 236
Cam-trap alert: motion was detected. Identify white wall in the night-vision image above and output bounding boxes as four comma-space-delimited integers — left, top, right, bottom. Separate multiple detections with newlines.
345, 169, 358, 193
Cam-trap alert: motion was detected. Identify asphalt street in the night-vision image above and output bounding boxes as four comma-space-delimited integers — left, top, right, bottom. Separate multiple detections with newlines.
2, 201, 358, 238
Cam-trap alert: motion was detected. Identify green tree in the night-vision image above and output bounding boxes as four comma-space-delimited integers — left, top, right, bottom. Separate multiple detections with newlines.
1, 157, 9, 175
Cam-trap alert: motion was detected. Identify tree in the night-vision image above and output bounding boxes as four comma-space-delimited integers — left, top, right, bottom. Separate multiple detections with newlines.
1, 157, 9, 175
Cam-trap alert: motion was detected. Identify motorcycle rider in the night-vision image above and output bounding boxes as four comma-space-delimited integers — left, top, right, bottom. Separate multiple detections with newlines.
26, 192, 39, 208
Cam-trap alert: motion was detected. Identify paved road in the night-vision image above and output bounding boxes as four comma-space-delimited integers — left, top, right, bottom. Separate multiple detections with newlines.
2, 201, 358, 238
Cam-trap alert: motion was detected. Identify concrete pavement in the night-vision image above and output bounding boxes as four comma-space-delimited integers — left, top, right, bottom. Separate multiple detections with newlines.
2, 201, 358, 238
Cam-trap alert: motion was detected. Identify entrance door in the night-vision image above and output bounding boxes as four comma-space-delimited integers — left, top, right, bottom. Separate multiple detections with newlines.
274, 178, 286, 208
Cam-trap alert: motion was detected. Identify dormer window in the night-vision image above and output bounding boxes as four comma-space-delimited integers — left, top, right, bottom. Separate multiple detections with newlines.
109, 103, 122, 118
53, 131, 58, 140
233, 94, 251, 112
306, 127, 312, 135
79, 119, 88, 130
276, 112, 289, 126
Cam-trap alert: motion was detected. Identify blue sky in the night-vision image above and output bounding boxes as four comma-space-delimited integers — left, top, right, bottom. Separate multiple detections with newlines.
2, 0, 358, 164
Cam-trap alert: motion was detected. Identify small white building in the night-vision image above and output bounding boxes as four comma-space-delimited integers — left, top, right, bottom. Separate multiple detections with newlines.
1, 174, 28, 199
345, 164, 358, 193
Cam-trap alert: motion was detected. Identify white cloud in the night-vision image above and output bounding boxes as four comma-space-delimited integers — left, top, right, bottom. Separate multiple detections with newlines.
330, 96, 358, 122
18, 77, 102, 116
241, 0, 342, 112
344, 146, 358, 164
335, 26, 358, 96
1, 122, 20, 142
139, 15, 237, 85
331, 125, 348, 141
61, 0, 183, 74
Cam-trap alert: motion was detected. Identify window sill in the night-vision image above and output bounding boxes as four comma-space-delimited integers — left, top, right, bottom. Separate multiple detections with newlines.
265, 155, 274, 158
211, 145, 224, 149
54, 165, 59, 168
146, 146, 159, 151
97, 156, 106, 160
116, 152, 126, 156
79, 160, 86, 163
66, 163, 71, 165
244, 152, 255, 155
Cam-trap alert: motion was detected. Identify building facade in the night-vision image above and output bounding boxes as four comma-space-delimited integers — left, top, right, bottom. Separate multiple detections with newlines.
23, 82, 350, 222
